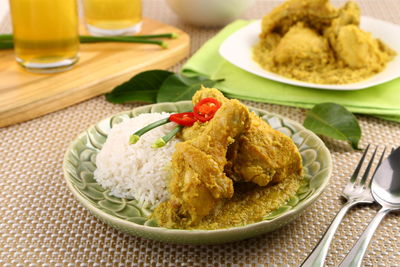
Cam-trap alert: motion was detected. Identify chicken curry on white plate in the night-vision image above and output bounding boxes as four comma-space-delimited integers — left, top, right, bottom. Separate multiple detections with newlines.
253, 0, 396, 84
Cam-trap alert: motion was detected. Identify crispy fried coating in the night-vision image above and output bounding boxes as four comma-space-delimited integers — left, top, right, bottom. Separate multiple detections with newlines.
273, 22, 332, 67
225, 113, 302, 186
154, 99, 250, 227
260, 0, 337, 38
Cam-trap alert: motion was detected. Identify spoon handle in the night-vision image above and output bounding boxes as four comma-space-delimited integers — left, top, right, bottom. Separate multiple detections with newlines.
301, 201, 355, 267
338, 207, 391, 267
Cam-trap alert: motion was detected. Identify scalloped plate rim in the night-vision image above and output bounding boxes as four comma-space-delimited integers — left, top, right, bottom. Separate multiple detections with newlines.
63, 101, 332, 241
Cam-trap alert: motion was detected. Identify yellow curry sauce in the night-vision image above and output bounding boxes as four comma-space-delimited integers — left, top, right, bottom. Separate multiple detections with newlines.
154, 174, 302, 230
191, 174, 302, 230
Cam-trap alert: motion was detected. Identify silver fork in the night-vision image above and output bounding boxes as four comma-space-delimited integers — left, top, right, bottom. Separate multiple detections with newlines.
301, 145, 386, 267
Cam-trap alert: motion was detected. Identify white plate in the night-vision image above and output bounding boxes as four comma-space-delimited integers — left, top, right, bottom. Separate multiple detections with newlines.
219, 17, 400, 90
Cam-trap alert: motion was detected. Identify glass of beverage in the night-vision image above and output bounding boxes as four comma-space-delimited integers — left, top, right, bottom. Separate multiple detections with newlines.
82, 0, 142, 36
9, 0, 79, 73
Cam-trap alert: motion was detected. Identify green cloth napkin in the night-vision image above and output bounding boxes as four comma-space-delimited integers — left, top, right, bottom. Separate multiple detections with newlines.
182, 20, 400, 123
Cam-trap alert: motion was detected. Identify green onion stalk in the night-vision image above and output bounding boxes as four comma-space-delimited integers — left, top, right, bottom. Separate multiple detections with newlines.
152, 125, 183, 148
129, 117, 171, 144
0, 33, 179, 50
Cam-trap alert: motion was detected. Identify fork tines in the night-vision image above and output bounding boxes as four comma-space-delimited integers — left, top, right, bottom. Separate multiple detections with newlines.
350, 145, 386, 187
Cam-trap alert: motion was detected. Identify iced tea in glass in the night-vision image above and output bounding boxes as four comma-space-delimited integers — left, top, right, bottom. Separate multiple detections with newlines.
83, 0, 142, 36
9, 0, 79, 73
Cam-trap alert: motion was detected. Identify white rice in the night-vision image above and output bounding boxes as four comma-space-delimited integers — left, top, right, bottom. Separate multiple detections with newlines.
94, 112, 180, 208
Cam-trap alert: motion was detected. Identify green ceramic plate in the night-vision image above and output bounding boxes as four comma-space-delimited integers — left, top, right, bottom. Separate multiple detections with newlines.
63, 101, 332, 244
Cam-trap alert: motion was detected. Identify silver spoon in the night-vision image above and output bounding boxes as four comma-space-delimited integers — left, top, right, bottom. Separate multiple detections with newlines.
339, 147, 400, 267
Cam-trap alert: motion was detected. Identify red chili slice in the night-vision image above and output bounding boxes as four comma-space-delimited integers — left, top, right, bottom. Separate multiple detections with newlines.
169, 112, 197, 126
193, 97, 221, 122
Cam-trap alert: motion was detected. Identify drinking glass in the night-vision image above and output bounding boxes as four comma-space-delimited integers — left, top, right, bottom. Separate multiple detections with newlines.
9, 0, 80, 73
83, 0, 142, 36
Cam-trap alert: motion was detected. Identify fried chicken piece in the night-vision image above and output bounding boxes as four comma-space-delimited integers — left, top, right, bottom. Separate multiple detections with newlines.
324, 1, 396, 69
160, 153, 218, 226
225, 113, 303, 186
187, 87, 303, 187
273, 22, 332, 67
260, 0, 337, 39
325, 0, 360, 37
179, 87, 228, 141
177, 121, 205, 141
154, 99, 250, 227
192, 86, 228, 105
186, 99, 250, 196
334, 25, 396, 69
260, 0, 338, 56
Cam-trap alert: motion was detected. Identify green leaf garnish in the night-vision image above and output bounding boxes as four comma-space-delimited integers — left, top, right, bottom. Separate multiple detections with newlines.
105, 70, 174, 103
157, 74, 224, 102
303, 102, 361, 150
104, 69, 225, 104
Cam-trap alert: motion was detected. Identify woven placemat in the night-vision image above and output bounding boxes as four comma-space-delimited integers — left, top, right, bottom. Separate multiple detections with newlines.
1, 0, 400, 266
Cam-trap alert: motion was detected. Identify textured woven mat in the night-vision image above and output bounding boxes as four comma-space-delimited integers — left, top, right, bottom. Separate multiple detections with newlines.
1, 0, 400, 266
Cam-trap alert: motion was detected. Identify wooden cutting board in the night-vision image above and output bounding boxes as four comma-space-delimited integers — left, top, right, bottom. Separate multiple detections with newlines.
0, 18, 190, 128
